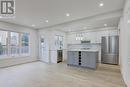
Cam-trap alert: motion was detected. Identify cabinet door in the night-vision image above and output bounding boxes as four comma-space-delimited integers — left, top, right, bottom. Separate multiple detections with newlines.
67, 51, 79, 65
67, 52, 73, 65
87, 52, 97, 69
73, 51, 79, 65
81, 52, 89, 67
81, 52, 97, 69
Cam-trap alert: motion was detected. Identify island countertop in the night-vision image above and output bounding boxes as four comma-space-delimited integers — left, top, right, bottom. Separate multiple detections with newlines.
68, 49, 99, 52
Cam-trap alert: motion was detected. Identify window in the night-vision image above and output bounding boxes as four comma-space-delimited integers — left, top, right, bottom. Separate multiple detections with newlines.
21, 33, 29, 54
55, 35, 63, 49
10, 32, 19, 56
0, 30, 8, 56
0, 30, 30, 58
59, 36, 63, 48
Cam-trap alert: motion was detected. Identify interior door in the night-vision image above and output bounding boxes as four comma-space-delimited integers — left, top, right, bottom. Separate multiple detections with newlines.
40, 36, 49, 62
128, 30, 130, 86
128, 57, 130, 87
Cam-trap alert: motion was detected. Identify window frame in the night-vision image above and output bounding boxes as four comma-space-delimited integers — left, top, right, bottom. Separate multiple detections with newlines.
10, 31, 20, 56
0, 30, 9, 58
20, 33, 30, 56
55, 35, 63, 49
0, 29, 30, 59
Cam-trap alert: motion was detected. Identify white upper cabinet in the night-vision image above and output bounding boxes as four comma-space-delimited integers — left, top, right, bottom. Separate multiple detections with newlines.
67, 28, 118, 44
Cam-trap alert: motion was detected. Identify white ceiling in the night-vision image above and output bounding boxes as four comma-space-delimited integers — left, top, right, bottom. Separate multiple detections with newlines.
0, 0, 125, 29
42, 10, 122, 32
56, 17, 119, 32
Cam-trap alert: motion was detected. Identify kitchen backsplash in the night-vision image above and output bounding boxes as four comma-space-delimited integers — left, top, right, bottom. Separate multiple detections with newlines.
67, 43, 100, 50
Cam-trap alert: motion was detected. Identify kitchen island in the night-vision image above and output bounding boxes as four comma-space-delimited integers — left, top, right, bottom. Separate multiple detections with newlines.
67, 50, 98, 69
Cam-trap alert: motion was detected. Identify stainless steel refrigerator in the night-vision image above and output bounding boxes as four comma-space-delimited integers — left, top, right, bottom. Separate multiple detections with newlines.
101, 36, 119, 65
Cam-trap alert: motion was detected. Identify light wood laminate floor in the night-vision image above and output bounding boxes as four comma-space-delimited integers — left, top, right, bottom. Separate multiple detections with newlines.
0, 62, 126, 87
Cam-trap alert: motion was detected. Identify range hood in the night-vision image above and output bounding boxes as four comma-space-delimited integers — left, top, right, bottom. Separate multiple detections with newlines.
81, 40, 91, 44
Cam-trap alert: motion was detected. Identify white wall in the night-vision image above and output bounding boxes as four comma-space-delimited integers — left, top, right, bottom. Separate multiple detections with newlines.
119, 0, 130, 86
38, 29, 67, 63
0, 22, 38, 68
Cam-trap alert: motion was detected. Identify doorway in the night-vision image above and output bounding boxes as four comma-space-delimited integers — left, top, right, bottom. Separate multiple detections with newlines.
40, 35, 49, 63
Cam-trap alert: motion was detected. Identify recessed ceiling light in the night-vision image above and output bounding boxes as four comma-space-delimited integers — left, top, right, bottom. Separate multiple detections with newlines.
99, 2, 104, 7
66, 13, 70, 17
32, 24, 36, 27
104, 24, 107, 27
128, 20, 130, 23
45, 20, 49, 23
0, 16, 2, 18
